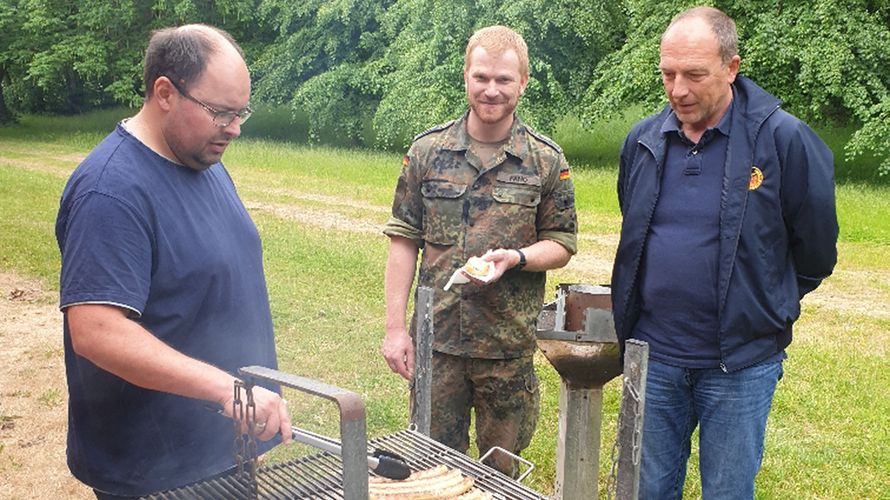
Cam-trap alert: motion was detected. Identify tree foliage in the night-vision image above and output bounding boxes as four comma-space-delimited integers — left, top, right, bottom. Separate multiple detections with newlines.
581, 0, 890, 173
249, 0, 393, 144
243, 0, 625, 147
0, 0, 266, 120
363, 0, 627, 147
2, 0, 888, 173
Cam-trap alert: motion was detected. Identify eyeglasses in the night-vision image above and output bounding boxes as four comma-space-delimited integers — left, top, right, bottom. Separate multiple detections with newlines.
167, 78, 253, 127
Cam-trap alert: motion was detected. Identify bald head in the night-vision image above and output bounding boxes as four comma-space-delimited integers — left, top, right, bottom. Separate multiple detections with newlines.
143, 24, 246, 98
662, 6, 738, 64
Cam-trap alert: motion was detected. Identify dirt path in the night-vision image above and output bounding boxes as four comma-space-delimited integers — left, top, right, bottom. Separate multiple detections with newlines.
0, 273, 91, 499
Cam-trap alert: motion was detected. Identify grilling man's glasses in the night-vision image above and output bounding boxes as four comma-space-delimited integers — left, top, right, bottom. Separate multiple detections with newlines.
167, 77, 252, 127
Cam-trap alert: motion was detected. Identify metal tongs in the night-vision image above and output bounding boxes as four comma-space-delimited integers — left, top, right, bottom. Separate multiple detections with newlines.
217, 405, 411, 480
235, 366, 413, 486
291, 425, 411, 480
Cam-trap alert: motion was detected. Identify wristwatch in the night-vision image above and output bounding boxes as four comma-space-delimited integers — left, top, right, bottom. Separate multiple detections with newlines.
514, 249, 527, 270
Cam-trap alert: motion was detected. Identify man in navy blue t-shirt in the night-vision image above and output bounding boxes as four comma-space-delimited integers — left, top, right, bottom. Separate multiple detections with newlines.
55, 25, 291, 498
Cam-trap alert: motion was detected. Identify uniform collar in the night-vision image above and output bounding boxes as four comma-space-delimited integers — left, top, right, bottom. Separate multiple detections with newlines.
440, 110, 529, 161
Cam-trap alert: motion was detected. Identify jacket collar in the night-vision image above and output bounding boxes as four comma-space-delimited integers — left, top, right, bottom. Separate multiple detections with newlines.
730, 75, 782, 145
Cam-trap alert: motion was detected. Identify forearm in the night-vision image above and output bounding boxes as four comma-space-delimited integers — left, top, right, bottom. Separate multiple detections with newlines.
67, 303, 291, 442
67, 304, 235, 407
384, 236, 419, 333
382, 236, 420, 379
516, 239, 573, 272
475, 240, 573, 283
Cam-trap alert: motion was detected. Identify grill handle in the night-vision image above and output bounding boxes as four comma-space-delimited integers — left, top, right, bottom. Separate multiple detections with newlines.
291, 426, 411, 480
238, 366, 370, 499
480, 446, 536, 483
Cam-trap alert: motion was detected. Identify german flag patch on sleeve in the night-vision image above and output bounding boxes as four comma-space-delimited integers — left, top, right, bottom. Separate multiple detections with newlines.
559, 167, 571, 181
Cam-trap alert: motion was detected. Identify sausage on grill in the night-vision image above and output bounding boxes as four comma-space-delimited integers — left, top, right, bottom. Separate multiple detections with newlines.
369, 465, 493, 500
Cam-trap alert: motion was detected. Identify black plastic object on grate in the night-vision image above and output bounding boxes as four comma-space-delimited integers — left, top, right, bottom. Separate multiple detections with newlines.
144, 428, 548, 499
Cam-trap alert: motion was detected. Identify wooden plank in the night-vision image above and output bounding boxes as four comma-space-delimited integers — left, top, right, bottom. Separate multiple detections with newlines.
615, 339, 649, 500
411, 286, 434, 436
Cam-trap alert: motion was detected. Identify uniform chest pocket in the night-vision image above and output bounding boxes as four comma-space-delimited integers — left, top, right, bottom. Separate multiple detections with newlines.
492, 174, 541, 207
421, 180, 467, 199
421, 180, 468, 245
493, 186, 541, 207
488, 176, 541, 249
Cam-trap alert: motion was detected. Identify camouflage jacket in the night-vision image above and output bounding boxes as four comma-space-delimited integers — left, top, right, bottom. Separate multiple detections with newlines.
383, 112, 577, 358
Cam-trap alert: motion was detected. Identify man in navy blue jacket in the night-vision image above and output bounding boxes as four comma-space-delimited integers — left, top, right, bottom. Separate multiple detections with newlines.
611, 6, 837, 499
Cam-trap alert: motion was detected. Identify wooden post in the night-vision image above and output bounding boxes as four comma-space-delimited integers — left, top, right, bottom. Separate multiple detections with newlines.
412, 286, 434, 436
615, 339, 649, 500
555, 384, 604, 499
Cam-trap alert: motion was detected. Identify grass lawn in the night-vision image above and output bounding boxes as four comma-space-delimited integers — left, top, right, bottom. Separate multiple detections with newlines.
1, 110, 888, 498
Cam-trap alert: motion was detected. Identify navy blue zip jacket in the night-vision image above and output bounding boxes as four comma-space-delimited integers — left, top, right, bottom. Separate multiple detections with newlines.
612, 76, 838, 372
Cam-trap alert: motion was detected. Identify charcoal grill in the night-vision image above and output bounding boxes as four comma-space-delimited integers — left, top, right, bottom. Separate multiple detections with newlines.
534, 284, 622, 499
146, 365, 547, 500
146, 428, 546, 499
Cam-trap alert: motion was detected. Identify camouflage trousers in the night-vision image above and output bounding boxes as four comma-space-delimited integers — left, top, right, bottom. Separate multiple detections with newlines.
422, 351, 540, 476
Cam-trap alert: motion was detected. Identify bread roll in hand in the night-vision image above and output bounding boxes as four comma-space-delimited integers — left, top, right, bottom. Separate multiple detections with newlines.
463, 256, 493, 278
443, 254, 496, 291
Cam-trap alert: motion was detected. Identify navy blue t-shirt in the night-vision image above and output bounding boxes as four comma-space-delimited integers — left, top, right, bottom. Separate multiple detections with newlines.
56, 123, 280, 496
632, 106, 731, 368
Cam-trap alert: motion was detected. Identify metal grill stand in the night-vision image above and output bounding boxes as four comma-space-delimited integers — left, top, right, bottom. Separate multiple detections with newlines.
148, 426, 547, 499
535, 284, 622, 500
411, 286, 434, 436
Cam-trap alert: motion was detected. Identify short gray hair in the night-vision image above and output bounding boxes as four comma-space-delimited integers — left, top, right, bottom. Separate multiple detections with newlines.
664, 6, 738, 64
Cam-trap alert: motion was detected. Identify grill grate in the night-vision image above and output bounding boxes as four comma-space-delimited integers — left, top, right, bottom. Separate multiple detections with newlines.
146, 429, 547, 499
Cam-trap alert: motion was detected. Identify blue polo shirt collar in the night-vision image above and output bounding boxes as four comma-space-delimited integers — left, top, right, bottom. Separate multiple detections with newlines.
660, 100, 734, 139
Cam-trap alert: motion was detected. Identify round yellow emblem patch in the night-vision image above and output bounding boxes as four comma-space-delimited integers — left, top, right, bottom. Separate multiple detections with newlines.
749, 166, 764, 191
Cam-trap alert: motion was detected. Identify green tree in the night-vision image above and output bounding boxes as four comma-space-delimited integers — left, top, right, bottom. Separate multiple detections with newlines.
738, 1, 890, 174
252, 0, 627, 148
1, 0, 266, 120
251, 0, 393, 144
4, 1, 889, 173
0, 0, 26, 123
370, 0, 628, 147
581, 0, 890, 174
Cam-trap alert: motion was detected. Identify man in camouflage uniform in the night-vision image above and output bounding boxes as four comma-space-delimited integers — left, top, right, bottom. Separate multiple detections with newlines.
381, 25, 577, 475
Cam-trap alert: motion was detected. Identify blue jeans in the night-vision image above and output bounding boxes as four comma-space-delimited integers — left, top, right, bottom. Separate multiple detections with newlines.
639, 358, 784, 500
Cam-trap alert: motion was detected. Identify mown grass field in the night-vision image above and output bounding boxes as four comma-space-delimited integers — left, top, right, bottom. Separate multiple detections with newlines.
1, 109, 888, 498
